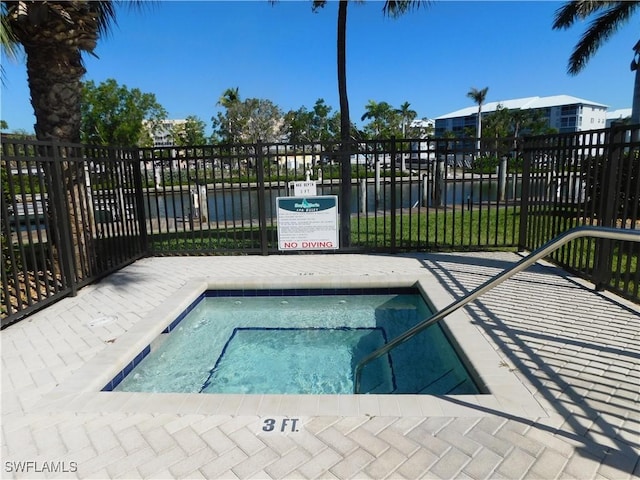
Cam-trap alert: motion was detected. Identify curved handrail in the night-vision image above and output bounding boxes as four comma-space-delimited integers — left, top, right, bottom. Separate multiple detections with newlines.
354, 226, 640, 394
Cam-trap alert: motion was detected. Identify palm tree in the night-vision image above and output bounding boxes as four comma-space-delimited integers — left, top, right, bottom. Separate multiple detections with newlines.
397, 101, 417, 138
312, 0, 427, 247
1, 1, 130, 141
1, 1, 140, 280
552, 1, 640, 123
217, 87, 241, 143
218, 87, 240, 110
395, 101, 416, 171
467, 86, 489, 153
361, 100, 397, 138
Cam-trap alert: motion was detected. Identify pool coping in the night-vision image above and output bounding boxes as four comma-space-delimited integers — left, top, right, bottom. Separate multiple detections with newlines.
36, 274, 548, 418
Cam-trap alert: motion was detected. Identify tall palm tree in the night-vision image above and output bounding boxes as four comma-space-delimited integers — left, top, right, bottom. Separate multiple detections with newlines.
467, 86, 489, 152
552, 1, 640, 123
312, 0, 427, 247
2, 1, 140, 280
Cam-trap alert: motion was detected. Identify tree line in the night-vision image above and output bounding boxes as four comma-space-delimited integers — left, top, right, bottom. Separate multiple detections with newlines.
2, 78, 556, 147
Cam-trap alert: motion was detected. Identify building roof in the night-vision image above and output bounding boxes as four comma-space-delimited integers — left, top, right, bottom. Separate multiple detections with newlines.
606, 108, 632, 120
435, 95, 609, 120
410, 118, 435, 128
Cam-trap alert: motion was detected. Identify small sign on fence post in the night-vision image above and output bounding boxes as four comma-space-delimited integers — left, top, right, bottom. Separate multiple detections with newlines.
288, 181, 317, 197
276, 196, 339, 251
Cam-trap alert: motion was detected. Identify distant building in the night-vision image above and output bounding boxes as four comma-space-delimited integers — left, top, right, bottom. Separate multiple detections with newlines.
435, 95, 608, 136
144, 119, 187, 147
606, 108, 632, 127
410, 118, 435, 132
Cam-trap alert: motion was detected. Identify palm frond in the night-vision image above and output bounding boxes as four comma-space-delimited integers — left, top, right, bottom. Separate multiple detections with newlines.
567, 1, 639, 74
92, 2, 118, 37
467, 87, 489, 104
0, 7, 19, 60
552, 0, 615, 29
312, 0, 327, 13
383, 0, 430, 18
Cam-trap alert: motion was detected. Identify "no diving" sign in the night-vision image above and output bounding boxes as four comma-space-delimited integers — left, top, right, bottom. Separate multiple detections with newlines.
276, 196, 339, 251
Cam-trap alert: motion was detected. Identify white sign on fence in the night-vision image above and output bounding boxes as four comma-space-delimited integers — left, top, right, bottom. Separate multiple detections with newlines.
289, 181, 317, 196
276, 196, 338, 251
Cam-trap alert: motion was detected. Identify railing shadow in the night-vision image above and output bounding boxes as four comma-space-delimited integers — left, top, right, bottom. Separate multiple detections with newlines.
416, 252, 640, 466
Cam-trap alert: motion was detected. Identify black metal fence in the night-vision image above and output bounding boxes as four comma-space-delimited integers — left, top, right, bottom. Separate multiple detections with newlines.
139, 137, 522, 255
1, 140, 147, 326
520, 125, 639, 299
2, 125, 638, 327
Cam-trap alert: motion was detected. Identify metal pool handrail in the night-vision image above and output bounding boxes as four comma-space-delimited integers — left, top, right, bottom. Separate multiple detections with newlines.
353, 226, 640, 394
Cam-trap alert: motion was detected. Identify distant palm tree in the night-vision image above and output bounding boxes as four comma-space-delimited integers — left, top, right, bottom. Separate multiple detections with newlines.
361, 100, 394, 137
552, 1, 640, 123
396, 101, 416, 171
467, 86, 489, 151
218, 87, 241, 109
397, 101, 417, 138
217, 87, 241, 143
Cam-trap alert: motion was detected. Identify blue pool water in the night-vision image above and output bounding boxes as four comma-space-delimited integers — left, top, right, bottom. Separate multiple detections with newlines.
111, 289, 480, 395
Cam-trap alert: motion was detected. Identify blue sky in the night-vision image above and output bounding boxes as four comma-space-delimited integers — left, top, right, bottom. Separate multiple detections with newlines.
1, 0, 637, 136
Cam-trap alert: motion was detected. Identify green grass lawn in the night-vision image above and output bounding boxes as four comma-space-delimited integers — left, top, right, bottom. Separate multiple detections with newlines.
150, 205, 521, 252
147, 206, 637, 301
350, 206, 521, 251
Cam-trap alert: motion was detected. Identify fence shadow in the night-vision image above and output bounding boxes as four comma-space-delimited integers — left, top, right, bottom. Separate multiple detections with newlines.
417, 252, 640, 466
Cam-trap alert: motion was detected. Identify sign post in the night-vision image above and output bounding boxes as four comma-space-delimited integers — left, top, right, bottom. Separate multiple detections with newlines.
276, 196, 339, 251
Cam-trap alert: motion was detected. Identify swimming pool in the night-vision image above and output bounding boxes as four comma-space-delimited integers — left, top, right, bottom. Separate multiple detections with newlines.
42, 274, 545, 419
109, 289, 481, 395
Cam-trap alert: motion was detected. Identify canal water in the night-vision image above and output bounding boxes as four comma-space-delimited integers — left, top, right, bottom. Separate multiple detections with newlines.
145, 177, 523, 223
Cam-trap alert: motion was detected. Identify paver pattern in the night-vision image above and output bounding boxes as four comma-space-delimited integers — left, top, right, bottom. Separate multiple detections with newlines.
2, 253, 639, 479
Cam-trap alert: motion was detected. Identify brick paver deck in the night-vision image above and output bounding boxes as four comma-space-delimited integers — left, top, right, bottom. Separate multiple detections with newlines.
2, 252, 639, 479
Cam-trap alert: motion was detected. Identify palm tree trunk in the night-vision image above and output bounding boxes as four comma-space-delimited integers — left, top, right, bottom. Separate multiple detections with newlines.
25, 44, 96, 281
338, 0, 351, 248
25, 45, 84, 142
476, 105, 482, 154
632, 58, 640, 124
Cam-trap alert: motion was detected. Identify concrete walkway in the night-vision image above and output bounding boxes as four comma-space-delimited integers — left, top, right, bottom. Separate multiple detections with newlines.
1, 252, 639, 479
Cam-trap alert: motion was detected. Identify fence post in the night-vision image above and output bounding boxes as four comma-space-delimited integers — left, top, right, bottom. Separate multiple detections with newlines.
518, 138, 531, 250
498, 155, 508, 202
593, 127, 623, 290
131, 148, 149, 255
432, 159, 444, 207
50, 144, 77, 296
390, 137, 397, 251
374, 160, 381, 207
255, 141, 269, 255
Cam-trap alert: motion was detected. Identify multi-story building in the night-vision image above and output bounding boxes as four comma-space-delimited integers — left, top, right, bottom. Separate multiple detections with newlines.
435, 95, 608, 136
144, 119, 187, 147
